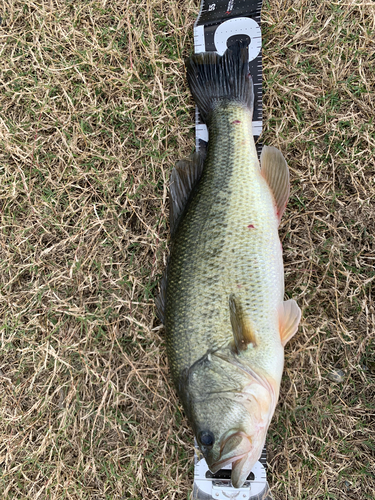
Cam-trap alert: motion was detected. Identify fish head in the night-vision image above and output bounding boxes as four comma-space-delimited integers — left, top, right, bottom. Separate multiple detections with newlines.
182, 349, 278, 488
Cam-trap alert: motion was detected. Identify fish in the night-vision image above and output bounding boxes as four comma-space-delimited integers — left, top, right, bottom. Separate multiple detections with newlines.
156, 41, 301, 489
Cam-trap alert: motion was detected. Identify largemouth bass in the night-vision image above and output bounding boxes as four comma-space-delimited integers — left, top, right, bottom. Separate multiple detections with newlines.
157, 42, 301, 489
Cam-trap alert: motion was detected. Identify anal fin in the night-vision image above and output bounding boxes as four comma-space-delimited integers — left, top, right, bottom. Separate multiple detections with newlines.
279, 299, 301, 347
260, 145, 290, 223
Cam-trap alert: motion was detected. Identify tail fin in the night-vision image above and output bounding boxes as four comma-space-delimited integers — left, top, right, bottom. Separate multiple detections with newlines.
186, 41, 254, 124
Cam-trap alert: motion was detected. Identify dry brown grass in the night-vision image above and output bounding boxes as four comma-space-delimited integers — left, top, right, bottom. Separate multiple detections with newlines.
0, 0, 373, 498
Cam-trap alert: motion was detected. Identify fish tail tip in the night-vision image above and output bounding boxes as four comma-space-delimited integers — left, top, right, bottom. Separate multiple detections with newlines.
186, 41, 254, 124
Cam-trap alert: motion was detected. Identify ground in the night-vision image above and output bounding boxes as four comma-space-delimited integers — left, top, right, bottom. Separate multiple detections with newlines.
0, 0, 374, 499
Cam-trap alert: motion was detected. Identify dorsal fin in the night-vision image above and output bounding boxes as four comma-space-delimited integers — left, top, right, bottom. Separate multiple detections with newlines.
279, 299, 301, 347
260, 146, 290, 223
229, 294, 257, 352
169, 142, 207, 235
155, 263, 168, 324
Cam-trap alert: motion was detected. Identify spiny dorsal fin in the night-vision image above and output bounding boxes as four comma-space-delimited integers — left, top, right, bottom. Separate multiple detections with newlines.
279, 299, 301, 347
260, 146, 290, 223
155, 264, 168, 324
229, 294, 257, 352
169, 142, 207, 235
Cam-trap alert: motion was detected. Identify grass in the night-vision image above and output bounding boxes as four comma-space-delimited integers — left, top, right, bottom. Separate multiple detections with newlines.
0, 0, 374, 498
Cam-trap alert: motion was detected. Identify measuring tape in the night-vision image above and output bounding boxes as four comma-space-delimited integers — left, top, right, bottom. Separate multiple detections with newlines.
192, 2, 272, 499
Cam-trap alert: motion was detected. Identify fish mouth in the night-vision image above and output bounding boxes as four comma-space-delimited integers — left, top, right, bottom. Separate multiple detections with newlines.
209, 431, 252, 474
208, 430, 267, 488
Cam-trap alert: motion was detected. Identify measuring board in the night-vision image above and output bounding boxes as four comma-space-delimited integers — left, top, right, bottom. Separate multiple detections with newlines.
193, 0, 263, 158
192, 1, 273, 499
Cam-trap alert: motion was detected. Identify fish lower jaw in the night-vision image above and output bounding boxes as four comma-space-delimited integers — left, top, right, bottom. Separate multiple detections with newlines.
208, 453, 247, 474
208, 430, 252, 474
209, 451, 259, 489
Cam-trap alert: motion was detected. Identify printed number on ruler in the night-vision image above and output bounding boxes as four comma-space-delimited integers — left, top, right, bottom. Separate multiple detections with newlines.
214, 17, 261, 61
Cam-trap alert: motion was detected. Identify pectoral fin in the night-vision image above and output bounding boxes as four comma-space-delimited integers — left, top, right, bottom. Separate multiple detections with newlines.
260, 146, 290, 223
279, 299, 301, 346
229, 294, 257, 352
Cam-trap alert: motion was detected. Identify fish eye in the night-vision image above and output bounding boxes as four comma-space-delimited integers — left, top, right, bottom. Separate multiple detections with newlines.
199, 431, 215, 447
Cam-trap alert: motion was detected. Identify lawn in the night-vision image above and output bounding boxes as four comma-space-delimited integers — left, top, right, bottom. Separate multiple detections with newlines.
0, 0, 374, 499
